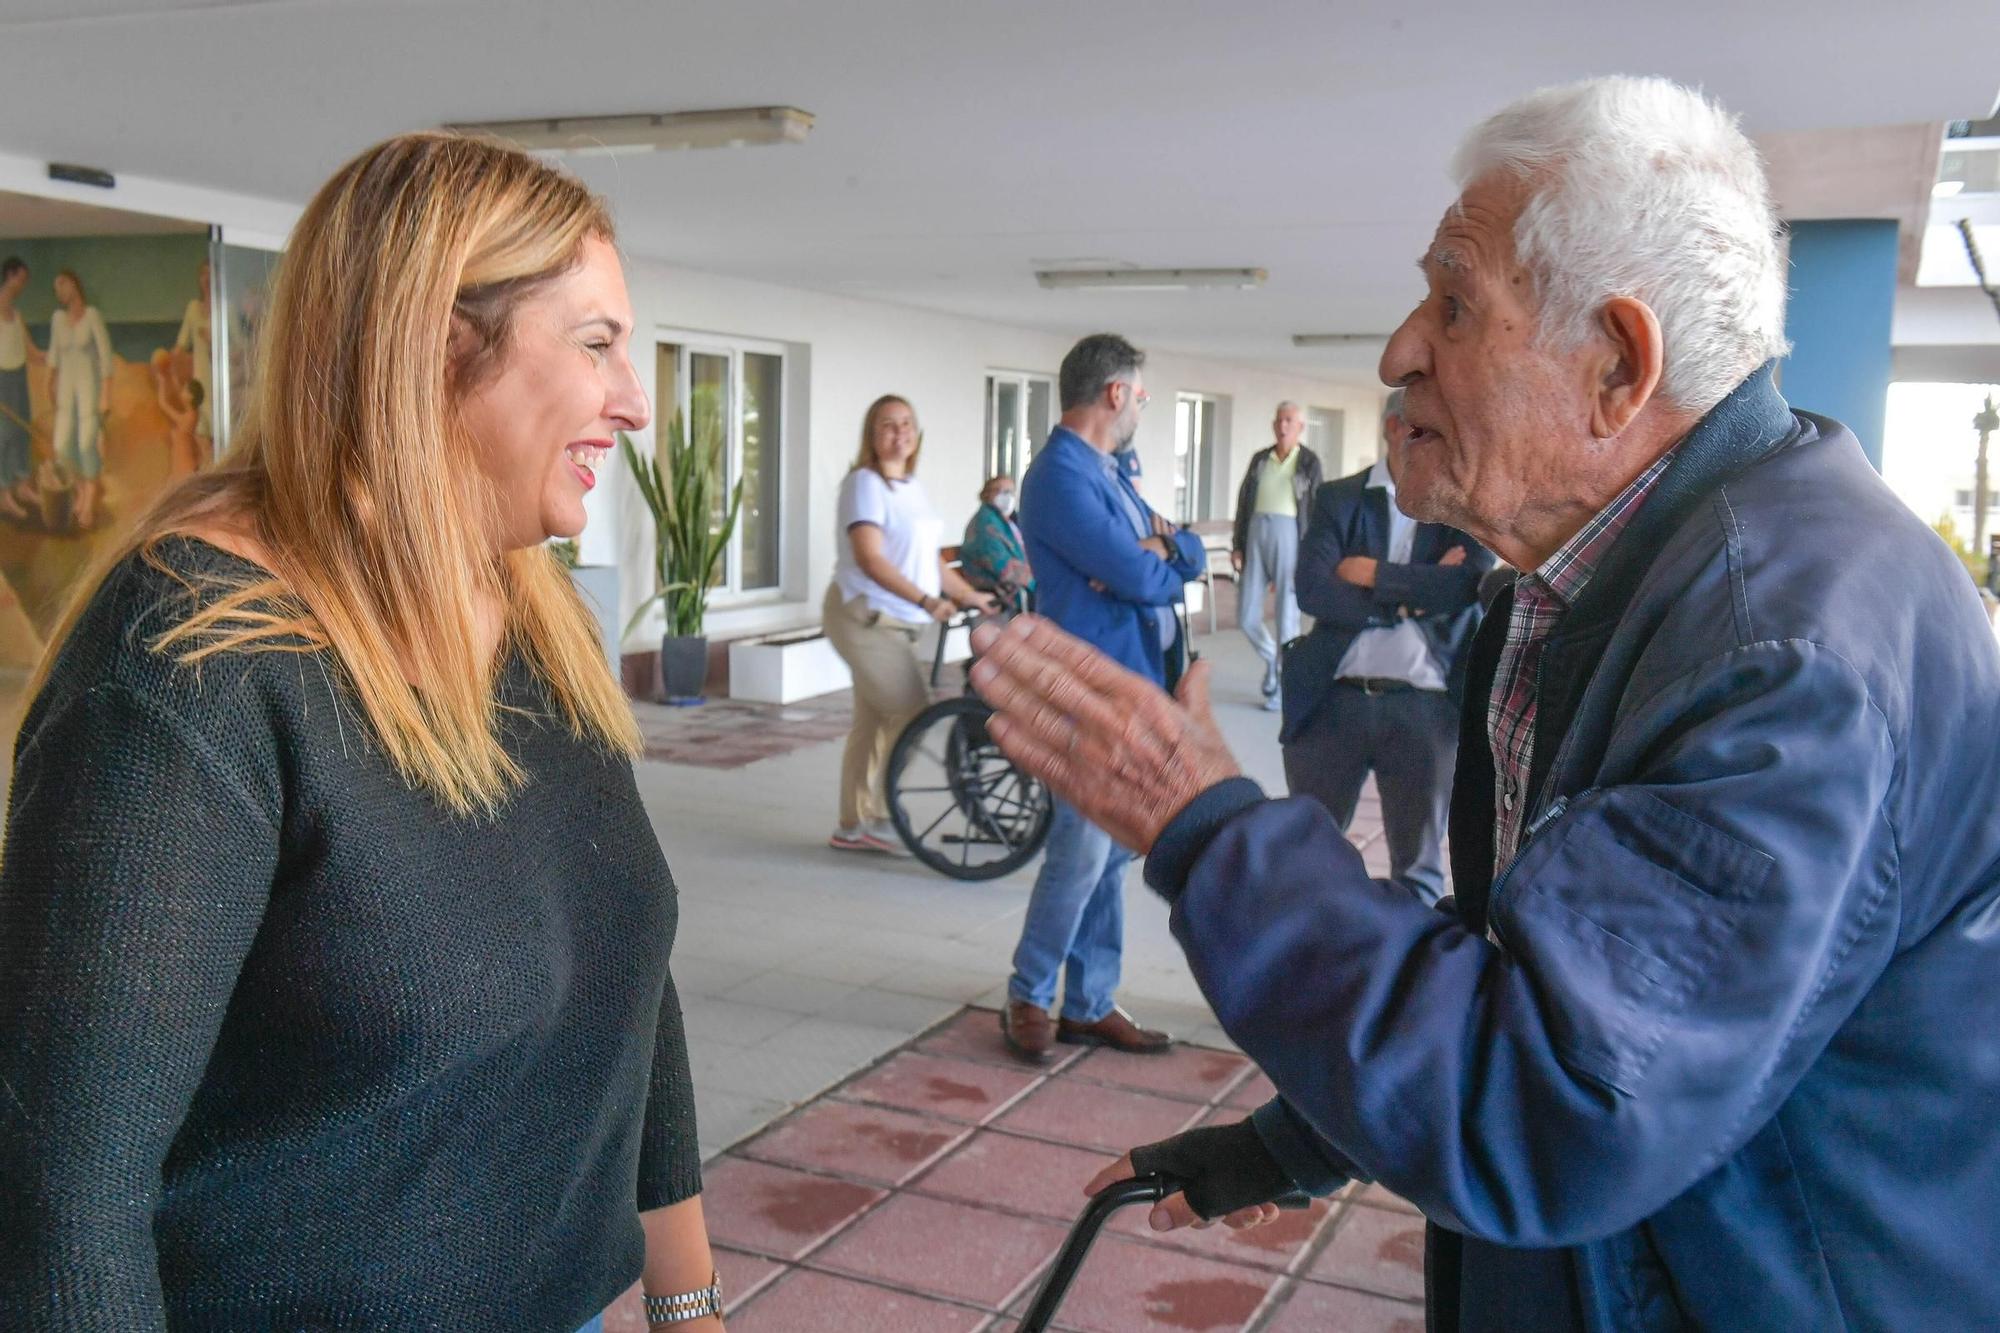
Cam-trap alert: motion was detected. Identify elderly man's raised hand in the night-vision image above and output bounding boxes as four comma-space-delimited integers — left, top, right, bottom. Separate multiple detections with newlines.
967, 614, 1241, 854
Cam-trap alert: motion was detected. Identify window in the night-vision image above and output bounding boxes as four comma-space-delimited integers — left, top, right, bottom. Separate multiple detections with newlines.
985, 371, 1055, 480
656, 335, 786, 595
1173, 393, 1220, 524
1305, 407, 1346, 476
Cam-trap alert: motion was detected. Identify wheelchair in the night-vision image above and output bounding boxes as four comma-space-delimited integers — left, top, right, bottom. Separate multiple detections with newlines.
883, 585, 1053, 881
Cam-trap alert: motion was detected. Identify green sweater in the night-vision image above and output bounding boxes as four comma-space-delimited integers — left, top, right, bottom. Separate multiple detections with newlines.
0, 537, 701, 1329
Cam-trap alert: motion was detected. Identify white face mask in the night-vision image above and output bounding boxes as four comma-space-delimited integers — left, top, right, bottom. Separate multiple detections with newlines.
992, 490, 1016, 516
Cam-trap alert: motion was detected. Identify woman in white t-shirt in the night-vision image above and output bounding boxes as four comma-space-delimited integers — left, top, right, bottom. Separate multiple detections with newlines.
823, 394, 996, 853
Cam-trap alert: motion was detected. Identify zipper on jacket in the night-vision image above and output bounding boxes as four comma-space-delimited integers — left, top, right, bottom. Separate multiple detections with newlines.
1484, 792, 1576, 947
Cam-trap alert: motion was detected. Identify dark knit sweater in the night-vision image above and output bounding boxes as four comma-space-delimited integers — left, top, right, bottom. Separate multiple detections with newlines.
0, 538, 701, 1330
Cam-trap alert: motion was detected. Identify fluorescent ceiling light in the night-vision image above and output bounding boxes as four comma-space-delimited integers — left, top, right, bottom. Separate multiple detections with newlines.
1292, 333, 1389, 347
1034, 267, 1266, 291
447, 107, 813, 155
1933, 180, 1966, 198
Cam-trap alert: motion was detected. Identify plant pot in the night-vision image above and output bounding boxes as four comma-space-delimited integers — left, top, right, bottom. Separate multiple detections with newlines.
660, 634, 709, 705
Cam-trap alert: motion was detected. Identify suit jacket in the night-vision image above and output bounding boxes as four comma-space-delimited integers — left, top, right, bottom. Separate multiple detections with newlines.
1019, 427, 1204, 686
1280, 468, 1493, 743
1143, 364, 2000, 1331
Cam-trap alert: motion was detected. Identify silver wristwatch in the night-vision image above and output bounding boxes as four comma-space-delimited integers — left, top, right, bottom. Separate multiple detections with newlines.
643, 1272, 724, 1324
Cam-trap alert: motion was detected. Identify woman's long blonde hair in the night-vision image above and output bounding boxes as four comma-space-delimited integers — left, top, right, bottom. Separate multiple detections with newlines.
852, 393, 921, 477
29, 132, 640, 816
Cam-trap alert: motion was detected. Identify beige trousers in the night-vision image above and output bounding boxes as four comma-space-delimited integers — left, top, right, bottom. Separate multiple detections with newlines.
821, 584, 931, 828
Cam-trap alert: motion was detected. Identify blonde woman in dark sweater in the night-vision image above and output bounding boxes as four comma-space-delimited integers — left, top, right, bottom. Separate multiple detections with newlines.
0, 135, 721, 1331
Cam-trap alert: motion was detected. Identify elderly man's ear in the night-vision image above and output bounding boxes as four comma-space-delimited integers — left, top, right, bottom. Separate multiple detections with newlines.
1589, 296, 1667, 439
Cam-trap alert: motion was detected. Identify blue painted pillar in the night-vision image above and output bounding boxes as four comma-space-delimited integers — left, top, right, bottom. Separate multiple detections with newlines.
1781, 219, 1899, 470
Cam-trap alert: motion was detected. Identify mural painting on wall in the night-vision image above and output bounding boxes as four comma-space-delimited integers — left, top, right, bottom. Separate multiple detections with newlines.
0, 231, 214, 670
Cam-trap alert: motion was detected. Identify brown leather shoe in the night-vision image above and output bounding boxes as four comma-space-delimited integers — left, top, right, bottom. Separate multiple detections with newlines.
1002, 1000, 1057, 1064
1058, 1006, 1172, 1055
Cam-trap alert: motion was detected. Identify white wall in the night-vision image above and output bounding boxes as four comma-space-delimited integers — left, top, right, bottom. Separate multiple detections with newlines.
605, 255, 1384, 648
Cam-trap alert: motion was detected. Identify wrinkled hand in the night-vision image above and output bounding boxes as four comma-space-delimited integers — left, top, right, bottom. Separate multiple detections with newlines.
967, 614, 1241, 853
1439, 546, 1467, 567
1336, 555, 1378, 588
924, 596, 955, 623
1139, 535, 1172, 560
1084, 1154, 1283, 1235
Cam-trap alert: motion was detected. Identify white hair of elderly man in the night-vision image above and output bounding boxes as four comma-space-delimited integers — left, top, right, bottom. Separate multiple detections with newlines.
1452, 75, 1791, 416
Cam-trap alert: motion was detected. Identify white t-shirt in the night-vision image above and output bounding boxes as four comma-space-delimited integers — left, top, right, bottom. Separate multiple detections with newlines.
834, 468, 943, 624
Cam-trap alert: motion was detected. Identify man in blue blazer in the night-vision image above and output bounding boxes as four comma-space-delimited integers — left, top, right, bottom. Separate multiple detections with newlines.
1282, 389, 1493, 903
1002, 333, 1205, 1063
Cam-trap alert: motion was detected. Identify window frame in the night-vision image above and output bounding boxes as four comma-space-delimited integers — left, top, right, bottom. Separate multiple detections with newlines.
655, 329, 789, 603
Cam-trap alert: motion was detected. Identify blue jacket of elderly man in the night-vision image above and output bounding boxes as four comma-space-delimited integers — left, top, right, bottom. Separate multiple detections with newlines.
1146, 363, 2000, 1331
1019, 425, 1204, 685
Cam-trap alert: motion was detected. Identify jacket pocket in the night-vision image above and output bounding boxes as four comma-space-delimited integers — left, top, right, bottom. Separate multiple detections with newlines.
1493, 788, 1775, 1096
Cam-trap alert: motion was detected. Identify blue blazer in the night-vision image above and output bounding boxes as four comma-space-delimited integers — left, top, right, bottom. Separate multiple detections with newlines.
1280, 469, 1493, 743
1019, 428, 1204, 686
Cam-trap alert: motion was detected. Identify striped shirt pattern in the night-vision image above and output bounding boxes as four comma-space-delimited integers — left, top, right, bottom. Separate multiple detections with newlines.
1488, 450, 1676, 872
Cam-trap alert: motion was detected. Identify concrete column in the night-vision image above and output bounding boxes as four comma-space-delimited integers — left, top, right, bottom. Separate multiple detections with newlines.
1782, 219, 1900, 470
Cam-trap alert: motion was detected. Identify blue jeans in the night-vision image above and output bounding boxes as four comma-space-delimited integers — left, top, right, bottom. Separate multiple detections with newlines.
1009, 797, 1131, 1022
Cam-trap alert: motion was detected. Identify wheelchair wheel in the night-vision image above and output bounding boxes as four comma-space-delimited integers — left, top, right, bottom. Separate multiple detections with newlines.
886, 696, 1053, 881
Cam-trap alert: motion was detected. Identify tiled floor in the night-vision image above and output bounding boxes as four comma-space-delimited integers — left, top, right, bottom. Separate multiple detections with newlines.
623, 628, 1403, 1164
602, 1006, 1428, 1332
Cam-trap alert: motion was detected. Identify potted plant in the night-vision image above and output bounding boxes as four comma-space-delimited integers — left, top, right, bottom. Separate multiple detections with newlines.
622, 404, 742, 705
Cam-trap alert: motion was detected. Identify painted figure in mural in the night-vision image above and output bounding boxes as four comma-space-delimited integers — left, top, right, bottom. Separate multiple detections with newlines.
0, 256, 45, 523
150, 347, 205, 478
47, 268, 114, 530
173, 258, 213, 443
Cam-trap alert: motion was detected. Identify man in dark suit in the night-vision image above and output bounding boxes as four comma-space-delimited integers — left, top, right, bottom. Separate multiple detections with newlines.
1280, 388, 1493, 903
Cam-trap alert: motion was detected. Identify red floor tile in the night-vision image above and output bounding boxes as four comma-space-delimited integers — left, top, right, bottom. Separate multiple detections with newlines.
738, 1098, 968, 1186
1014, 1234, 1282, 1332
1222, 1068, 1277, 1109
729, 1268, 988, 1332
997, 1075, 1204, 1155
1107, 1195, 1340, 1273
1070, 1044, 1249, 1104
912, 1129, 1120, 1222
1262, 1279, 1427, 1332
812, 1191, 1065, 1309
699, 1156, 885, 1260
839, 1049, 1042, 1124
1307, 1203, 1428, 1302
916, 1006, 1084, 1071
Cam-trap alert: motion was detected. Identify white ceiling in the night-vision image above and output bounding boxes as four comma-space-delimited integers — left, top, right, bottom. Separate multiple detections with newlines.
1, 0, 1995, 382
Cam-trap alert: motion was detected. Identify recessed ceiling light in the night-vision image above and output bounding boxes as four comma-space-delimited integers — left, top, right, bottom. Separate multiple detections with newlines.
1034, 267, 1267, 291
447, 107, 814, 155
1291, 333, 1389, 347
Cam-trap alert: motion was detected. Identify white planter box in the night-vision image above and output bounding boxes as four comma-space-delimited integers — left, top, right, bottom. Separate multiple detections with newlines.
729, 632, 853, 704
727, 620, 975, 704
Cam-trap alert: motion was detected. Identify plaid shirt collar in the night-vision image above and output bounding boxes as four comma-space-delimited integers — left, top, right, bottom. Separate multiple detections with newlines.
1486, 446, 1678, 879
1522, 447, 1678, 609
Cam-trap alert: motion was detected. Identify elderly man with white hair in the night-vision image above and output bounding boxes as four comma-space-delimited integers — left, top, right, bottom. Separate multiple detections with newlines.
967, 75, 2000, 1330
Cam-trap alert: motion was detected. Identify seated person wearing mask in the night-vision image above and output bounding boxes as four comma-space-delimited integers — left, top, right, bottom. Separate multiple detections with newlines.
960, 474, 1033, 609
